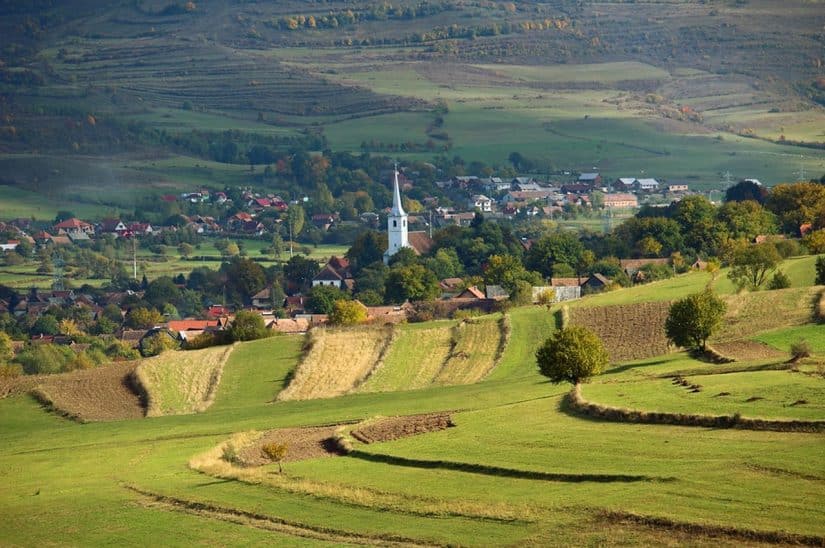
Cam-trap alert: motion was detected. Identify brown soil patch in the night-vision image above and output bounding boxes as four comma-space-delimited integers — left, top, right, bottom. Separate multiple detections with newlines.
238, 413, 455, 466
350, 413, 454, 444
712, 341, 785, 361
237, 425, 344, 467
570, 301, 671, 362
32, 362, 145, 422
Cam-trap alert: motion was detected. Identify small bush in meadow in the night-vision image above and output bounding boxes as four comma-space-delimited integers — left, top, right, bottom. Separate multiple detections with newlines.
221, 442, 240, 465
768, 270, 791, 290
261, 442, 288, 473
790, 339, 812, 361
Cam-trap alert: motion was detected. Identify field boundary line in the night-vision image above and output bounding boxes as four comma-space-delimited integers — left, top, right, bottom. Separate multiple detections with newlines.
595, 509, 825, 546
566, 384, 825, 433
123, 484, 442, 547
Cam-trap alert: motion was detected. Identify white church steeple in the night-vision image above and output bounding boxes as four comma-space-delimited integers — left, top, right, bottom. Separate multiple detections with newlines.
384, 164, 409, 264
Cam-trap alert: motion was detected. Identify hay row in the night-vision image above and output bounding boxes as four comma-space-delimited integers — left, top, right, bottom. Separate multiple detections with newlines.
133, 345, 235, 417
434, 318, 504, 385
566, 384, 825, 433
277, 326, 394, 401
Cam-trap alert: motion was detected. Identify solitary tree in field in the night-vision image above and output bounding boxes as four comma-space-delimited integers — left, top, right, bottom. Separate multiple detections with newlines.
261, 442, 288, 473
728, 243, 781, 291
536, 326, 609, 385
665, 290, 726, 352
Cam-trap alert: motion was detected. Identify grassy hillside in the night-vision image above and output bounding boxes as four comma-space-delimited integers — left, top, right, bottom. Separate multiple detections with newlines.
1, 272, 824, 545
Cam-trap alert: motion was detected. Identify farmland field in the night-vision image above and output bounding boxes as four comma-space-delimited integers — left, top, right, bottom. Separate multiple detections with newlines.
433, 316, 507, 386
1, 296, 824, 545
277, 326, 395, 401
134, 344, 235, 417
569, 301, 672, 362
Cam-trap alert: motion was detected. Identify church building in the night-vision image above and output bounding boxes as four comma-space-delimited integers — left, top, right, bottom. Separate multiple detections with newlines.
383, 166, 433, 264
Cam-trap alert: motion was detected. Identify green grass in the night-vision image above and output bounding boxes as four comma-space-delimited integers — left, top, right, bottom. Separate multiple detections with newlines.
360, 321, 455, 392
0, 297, 823, 544
755, 324, 825, 354
584, 353, 825, 421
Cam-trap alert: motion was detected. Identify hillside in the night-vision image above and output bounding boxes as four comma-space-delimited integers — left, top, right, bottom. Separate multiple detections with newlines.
1, 0, 824, 211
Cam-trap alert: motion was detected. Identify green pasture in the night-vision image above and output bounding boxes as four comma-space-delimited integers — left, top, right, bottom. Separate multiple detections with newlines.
584, 353, 824, 421
1, 292, 824, 546
756, 324, 825, 355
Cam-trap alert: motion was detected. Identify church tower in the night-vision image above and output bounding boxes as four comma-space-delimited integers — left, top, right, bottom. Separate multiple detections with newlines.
384, 165, 409, 264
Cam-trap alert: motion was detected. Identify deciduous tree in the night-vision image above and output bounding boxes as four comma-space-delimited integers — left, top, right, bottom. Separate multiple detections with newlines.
728, 243, 781, 290
536, 326, 608, 385
665, 290, 726, 351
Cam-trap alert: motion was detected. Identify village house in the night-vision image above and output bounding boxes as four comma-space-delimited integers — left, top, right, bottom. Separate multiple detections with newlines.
613, 178, 637, 191
603, 193, 639, 208
53, 218, 95, 237
634, 178, 660, 192
312, 256, 354, 290
577, 172, 601, 186
469, 194, 493, 213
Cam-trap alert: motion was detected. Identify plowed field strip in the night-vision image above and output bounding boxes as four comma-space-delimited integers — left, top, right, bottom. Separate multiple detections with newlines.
126, 486, 440, 547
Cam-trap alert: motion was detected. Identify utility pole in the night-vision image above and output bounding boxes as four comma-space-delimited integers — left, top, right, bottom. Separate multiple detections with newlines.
132, 236, 137, 280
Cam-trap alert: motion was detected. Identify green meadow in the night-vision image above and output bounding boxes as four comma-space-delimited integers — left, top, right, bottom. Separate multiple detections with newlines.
1, 263, 823, 545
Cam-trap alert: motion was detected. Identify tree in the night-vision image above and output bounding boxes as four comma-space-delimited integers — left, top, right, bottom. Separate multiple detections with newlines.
526, 231, 585, 278
261, 442, 288, 473
15, 344, 74, 374
229, 310, 269, 341
345, 230, 386, 272
286, 204, 305, 242
725, 180, 768, 204
717, 200, 776, 241
484, 254, 541, 292
536, 326, 609, 385
306, 285, 350, 314
803, 229, 825, 254
665, 290, 726, 352
31, 315, 59, 336
728, 243, 781, 290
178, 242, 194, 258
384, 264, 440, 303
328, 299, 368, 326
815, 256, 825, 285
0, 332, 13, 364
126, 307, 164, 329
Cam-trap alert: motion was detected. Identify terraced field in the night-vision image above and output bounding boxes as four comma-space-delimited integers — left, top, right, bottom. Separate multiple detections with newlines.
433, 316, 507, 385
359, 322, 455, 393
569, 301, 672, 362
134, 344, 235, 417
277, 326, 394, 401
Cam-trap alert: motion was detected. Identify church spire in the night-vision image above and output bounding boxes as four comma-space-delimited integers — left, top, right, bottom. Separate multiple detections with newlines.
391, 163, 406, 216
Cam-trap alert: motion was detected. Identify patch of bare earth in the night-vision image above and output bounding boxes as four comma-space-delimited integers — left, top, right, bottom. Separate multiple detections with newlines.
350, 413, 454, 444
237, 426, 344, 467
32, 362, 145, 421
712, 341, 785, 361
238, 413, 455, 466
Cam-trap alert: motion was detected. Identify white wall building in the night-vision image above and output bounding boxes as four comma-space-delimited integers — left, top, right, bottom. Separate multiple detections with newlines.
383, 167, 410, 264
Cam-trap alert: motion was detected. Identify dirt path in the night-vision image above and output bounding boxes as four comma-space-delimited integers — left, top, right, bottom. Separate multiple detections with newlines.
711, 341, 785, 361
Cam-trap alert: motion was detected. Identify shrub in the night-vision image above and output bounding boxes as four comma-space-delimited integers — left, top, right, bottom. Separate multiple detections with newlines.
816, 256, 825, 285
261, 442, 288, 473
140, 331, 178, 357
790, 339, 812, 361
221, 442, 240, 465
0, 363, 22, 378
327, 299, 368, 326
768, 270, 791, 290
229, 310, 269, 341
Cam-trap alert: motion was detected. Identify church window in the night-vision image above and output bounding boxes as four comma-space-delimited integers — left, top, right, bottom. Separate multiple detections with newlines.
393, 220, 397, 227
